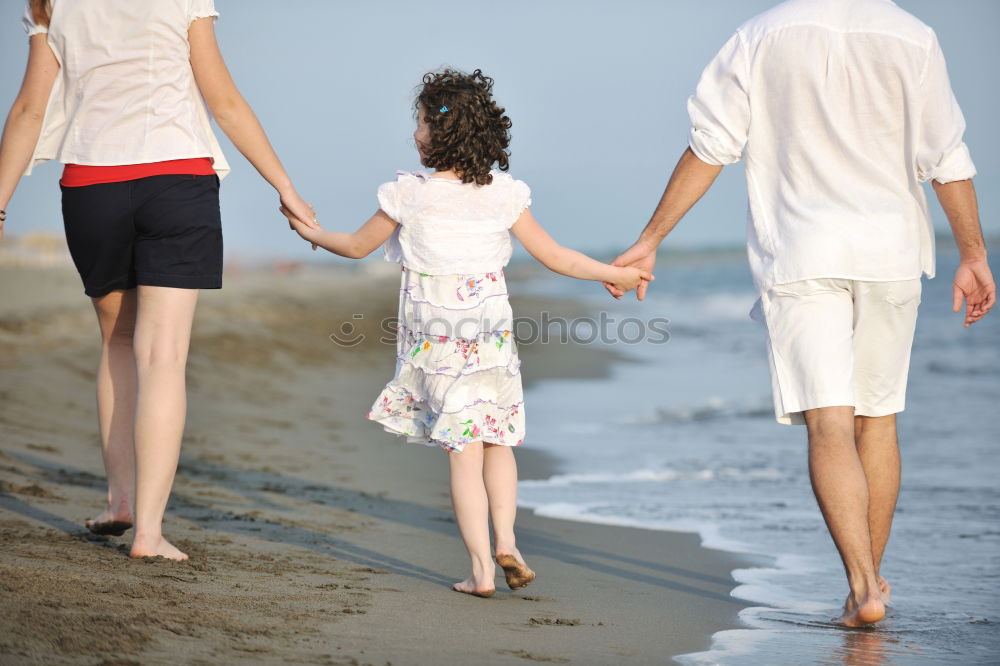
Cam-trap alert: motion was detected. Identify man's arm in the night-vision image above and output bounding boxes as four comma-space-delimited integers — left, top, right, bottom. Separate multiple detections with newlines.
606, 148, 723, 299
932, 179, 994, 327
609, 30, 748, 301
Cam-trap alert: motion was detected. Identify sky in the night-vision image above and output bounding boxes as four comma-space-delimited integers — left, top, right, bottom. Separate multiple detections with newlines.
1, 0, 998, 264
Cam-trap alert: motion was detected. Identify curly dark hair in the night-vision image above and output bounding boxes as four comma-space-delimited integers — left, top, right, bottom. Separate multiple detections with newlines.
416, 69, 512, 186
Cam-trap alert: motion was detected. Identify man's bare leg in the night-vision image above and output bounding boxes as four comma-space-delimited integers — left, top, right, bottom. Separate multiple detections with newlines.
804, 406, 885, 626
854, 414, 900, 604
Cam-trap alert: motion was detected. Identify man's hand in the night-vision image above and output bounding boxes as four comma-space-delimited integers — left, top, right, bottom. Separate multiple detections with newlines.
953, 257, 995, 327
603, 241, 658, 301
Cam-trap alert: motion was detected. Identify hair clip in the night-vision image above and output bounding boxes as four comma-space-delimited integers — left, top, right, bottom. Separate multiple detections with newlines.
439, 106, 449, 113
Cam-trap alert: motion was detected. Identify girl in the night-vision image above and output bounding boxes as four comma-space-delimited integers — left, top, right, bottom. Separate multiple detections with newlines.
284, 69, 650, 596
0, 0, 318, 560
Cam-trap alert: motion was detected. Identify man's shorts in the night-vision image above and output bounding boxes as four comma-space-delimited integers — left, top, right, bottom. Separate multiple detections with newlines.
755, 278, 922, 425
61, 174, 223, 298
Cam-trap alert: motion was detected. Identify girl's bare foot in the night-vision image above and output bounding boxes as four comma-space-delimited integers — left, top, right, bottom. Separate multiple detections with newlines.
836, 589, 886, 627
85, 506, 133, 536
496, 550, 536, 591
130, 535, 188, 561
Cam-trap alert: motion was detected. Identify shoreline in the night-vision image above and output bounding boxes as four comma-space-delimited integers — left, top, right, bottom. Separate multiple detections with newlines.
1, 265, 752, 665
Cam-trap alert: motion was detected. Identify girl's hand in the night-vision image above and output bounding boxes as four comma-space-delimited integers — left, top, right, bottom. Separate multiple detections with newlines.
604, 241, 658, 301
608, 266, 654, 293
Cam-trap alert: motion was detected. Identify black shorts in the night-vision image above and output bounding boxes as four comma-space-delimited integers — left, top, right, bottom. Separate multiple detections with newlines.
61, 174, 223, 298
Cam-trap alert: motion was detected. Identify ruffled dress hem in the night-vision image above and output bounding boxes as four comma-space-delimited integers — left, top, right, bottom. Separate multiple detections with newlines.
366, 267, 525, 454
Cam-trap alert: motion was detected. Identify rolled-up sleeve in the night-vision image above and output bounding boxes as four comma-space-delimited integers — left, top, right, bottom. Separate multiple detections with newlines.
22, 2, 47, 36
915, 35, 976, 184
687, 31, 751, 166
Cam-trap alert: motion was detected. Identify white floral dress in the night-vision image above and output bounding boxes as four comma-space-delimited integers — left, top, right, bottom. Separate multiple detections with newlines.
366, 170, 530, 453
368, 172, 531, 452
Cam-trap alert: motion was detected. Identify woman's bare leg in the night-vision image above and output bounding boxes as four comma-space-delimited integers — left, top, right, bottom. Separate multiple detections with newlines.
484, 444, 534, 589
88, 289, 137, 530
129, 286, 199, 561
448, 441, 495, 596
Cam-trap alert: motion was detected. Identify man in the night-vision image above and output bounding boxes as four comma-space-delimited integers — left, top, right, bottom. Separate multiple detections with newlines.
608, 0, 995, 626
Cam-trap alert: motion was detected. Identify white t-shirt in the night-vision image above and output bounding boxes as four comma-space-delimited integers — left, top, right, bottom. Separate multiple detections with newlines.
21, 0, 230, 177
688, 0, 977, 294
379, 171, 532, 276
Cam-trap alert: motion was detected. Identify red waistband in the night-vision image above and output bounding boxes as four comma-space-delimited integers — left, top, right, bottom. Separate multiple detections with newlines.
60, 158, 216, 187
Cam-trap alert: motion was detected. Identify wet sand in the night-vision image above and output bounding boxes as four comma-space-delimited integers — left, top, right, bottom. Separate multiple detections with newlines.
0, 264, 750, 665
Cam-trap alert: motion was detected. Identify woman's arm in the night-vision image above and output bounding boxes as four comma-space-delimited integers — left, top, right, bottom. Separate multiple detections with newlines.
188, 18, 318, 231
510, 208, 652, 291
283, 207, 399, 259
0, 34, 60, 238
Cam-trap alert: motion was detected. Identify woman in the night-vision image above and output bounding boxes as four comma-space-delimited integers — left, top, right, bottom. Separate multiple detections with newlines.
0, 0, 318, 560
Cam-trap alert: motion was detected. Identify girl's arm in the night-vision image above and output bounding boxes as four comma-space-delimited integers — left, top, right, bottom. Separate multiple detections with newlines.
510, 208, 653, 291
188, 18, 318, 231
0, 34, 60, 239
283, 207, 399, 259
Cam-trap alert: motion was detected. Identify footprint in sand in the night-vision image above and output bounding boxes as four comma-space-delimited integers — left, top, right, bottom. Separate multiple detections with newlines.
528, 618, 581, 627
0, 480, 64, 500
495, 649, 570, 663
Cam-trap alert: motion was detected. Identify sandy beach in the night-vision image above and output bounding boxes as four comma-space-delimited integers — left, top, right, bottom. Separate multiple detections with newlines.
0, 263, 751, 665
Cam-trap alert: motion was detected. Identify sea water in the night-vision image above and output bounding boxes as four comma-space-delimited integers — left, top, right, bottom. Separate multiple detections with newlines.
515, 247, 1000, 665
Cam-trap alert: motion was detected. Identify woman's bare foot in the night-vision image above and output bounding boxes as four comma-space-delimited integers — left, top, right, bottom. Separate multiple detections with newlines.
453, 557, 495, 597
452, 576, 495, 598
836, 589, 886, 627
495, 550, 536, 591
85, 506, 133, 536
130, 535, 188, 561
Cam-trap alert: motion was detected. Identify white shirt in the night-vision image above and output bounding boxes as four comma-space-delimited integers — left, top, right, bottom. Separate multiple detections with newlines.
378, 171, 532, 276
22, 0, 230, 177
688, 0, 976, 294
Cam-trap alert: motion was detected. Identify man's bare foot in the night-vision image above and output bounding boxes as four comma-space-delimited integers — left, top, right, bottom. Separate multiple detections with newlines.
452, 576, 495, 598
836, 590, 886, 627
130, 535, 188, 561
495, 550, 536, 590
85, 506, 133, 536
878, 575, 892, 605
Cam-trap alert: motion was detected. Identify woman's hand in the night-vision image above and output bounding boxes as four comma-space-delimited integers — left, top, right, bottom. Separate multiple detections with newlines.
607, 266, 654, 293
279, 204, 321, 245
278, 190, 321, 250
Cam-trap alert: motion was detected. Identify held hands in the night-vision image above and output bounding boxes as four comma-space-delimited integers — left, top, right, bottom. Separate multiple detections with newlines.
279, 190, 321, 250
279, 204, 322, 246
604, 241, 658, 300
953, 257, 995, 327
607, 265, 654, 293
